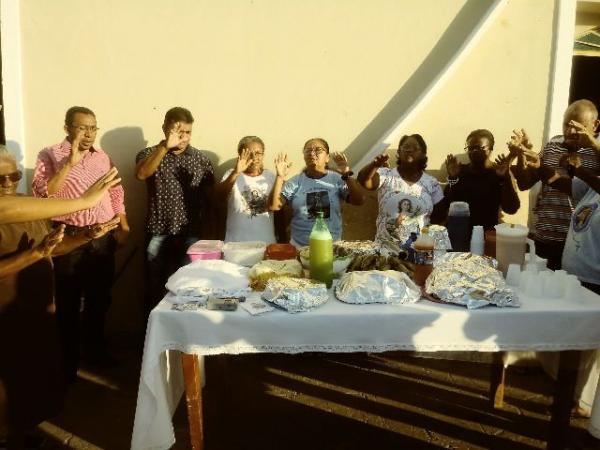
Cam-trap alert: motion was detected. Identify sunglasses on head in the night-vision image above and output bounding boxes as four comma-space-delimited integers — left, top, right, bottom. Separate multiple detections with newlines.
0, 171, 22, 183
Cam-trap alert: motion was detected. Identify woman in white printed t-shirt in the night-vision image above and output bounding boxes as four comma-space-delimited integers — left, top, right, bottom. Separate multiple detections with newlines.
357, 133, 445, 255
215, 136, 276, 243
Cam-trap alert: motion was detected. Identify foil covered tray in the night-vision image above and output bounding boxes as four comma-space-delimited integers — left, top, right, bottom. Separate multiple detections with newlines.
261, 277, 329, 313
335, 270, 421, 305
425, 252, 519, 309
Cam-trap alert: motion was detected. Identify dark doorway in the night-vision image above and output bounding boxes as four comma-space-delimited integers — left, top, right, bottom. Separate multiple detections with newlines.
569, 55, 600, 108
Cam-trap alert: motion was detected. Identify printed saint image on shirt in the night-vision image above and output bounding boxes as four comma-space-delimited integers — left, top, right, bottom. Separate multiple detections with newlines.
573, 203, 598, 232
241, 188, 268, 217
306, 191, 331, 219
384, 195, 422, 243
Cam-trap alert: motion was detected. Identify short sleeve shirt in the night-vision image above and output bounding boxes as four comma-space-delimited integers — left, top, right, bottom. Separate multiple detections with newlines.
535, 136, 600, 243
136, 145, 214, 236
375, 168, 443, 253
281, 171, 349, 247
222, 169, 276, 243
562, 177, 600, 285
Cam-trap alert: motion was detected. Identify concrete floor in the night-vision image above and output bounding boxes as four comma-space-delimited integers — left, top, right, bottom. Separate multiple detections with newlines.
34, 334, 600, 450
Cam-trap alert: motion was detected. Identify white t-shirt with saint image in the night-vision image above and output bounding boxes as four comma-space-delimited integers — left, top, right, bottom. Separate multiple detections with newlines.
222, 169, 276, 243
375, 167, 443, 253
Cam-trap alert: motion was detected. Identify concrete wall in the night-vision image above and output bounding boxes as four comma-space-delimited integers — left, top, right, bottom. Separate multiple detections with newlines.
11, 0, 557, 331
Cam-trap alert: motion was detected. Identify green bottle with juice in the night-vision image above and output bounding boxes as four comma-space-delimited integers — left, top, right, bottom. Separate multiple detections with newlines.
309, 211, 333, 288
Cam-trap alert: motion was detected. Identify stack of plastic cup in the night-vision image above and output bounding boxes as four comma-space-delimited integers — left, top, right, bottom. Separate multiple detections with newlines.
470, 225, 485, 255
505, 263, 521, 287
564, 274, 582, 300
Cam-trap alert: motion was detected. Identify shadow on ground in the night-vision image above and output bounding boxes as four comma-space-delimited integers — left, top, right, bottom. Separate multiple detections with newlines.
34, 336, 600, 450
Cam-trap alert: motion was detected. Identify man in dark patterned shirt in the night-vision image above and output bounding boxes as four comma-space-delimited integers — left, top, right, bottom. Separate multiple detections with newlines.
511, 99, 600, 269
135, 107, 214, 316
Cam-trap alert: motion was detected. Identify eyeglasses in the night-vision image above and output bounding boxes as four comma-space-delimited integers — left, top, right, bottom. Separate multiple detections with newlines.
0, 171, 22, 183
465, 145, 490, 152
303, 147, 327, 156
70, 125, 99, 133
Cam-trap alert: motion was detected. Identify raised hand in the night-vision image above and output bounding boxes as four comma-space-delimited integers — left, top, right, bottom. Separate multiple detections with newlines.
35, 225, 66, 258
512, 128, 533, 149
494, 154, 513, 178
274, 153, 291, 179
372, 153, 390, 168
234, 148, 253, 175
569, 120, 600, 150
165, 122, 185, 150
82, 167, 121, 205
68, 128, 86, 165
445, 154, 460, 178
331, 152, 351, 174
507, 134, 540, 169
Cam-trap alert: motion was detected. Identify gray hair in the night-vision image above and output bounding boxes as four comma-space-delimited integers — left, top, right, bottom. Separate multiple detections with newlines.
0, 145, 17, 165
237, 136, 265, 154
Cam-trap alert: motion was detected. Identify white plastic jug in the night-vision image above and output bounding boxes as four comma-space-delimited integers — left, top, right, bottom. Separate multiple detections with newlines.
494, 223, 528, 275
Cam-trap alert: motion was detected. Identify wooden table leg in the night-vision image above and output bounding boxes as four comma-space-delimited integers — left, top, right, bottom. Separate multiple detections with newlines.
489, 351, 506, 408
182, 353, 204, 450
547, 350, 581, 450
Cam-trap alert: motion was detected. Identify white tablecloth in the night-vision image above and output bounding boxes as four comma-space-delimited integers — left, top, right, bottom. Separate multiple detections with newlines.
131, 290, 600, 450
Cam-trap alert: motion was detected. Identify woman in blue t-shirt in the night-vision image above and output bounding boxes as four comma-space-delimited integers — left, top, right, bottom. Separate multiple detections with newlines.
268, 138, 364, 247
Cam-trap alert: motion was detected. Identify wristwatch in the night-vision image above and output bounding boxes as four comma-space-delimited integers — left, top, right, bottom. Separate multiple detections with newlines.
341, 170, 354, 181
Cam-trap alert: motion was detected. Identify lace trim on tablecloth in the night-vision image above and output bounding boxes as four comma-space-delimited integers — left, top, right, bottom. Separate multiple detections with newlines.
149, 341, 600, 358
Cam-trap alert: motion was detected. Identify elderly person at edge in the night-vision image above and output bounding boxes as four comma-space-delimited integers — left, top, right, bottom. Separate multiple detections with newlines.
439, 128, 520, 229
0, 149, 120, 449
357, 134, 444, 254
269, 138, 364, 247
519, 148, 600, 418
215, 136, 277, 243
510, 99, 600, 270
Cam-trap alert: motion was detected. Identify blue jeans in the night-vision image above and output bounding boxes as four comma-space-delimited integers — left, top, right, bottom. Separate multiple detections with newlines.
145, 234, 198, 317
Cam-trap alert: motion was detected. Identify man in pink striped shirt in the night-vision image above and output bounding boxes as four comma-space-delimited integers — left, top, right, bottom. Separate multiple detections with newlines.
32, 106, 129, 380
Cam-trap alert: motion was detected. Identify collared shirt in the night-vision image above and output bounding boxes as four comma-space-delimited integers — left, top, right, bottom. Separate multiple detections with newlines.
32, 139, 125, 226
534, 136, 600, 243
136, 145, 214, 236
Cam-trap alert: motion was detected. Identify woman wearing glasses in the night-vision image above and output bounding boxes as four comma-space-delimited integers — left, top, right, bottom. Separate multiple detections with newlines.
442, 129, 520, 229
0, 148, 119, 449
358, 134, 444, 254
269, 138, 364, 247
216, 136, 277, 243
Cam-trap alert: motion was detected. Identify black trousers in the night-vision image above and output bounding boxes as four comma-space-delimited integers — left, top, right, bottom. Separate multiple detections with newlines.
534, 238, 565, 271
52, 232, 116, 379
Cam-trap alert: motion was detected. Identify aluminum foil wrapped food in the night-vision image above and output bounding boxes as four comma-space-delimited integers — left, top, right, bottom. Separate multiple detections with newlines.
427, 225, 452, 255
335, 270, 421, 305
425, 252, 519, 309
262, 276, 329, 313
333, 240, 383, 257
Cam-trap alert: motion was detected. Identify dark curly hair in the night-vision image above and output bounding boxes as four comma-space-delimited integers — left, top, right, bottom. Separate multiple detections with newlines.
397, 134, 428, 171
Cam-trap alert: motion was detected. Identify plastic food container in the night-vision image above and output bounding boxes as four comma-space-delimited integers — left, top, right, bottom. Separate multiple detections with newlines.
223, 241, 267, 267
187, 240, 223, 261
264, 243, 297, 260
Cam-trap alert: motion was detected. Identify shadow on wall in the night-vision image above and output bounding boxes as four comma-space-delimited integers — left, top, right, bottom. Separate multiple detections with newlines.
100, 127, 147, 334
342, 0, 496, 165
341, 0, 495, 239
212, 157, 238, 240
